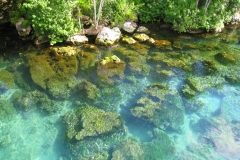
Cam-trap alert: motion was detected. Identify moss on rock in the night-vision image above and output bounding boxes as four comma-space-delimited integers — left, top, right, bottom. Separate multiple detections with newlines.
131, 83, 184, 131
64, 106, 123, 141
214, 52, 237, 65
28, 47, 79, 98
154, 40, 172, 50
0, 70, 14, 88
112, 138, 144, 160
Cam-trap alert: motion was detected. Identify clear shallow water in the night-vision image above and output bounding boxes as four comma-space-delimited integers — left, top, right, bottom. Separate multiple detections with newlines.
0, 24, 240, 160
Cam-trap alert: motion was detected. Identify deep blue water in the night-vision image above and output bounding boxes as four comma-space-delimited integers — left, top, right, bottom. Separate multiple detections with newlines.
0, 24, 240, 160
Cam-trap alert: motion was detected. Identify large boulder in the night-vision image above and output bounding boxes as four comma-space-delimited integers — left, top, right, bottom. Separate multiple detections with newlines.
122, 21, 137, 33
136, 26, 150, 34
66, 34, 88, 45
63, 106, 123, 141
95, 27, 121, 46
28, 47, 79, 99
15, 17, 32, 37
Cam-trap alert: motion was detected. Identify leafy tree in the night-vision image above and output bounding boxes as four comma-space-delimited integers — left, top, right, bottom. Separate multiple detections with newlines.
10, 0, 78, 45
136, 0, 240, 32
102, 0, 139, 26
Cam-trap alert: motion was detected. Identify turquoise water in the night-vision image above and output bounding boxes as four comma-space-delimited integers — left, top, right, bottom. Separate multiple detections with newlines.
0, 23, 240, 160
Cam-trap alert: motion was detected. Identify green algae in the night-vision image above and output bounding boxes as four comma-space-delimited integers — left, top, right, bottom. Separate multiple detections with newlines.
0, 70, 14, 88
143, 129, 176, 160
214, 52, 238, 65
0, 100, 16, 122
76, 80, 101, 101
64, 106, 123, 141
27, 47, 79, 99
131, 83, 184, 131
112, 138, 144, 160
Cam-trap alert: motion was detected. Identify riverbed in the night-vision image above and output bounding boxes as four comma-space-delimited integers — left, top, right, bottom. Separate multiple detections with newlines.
0, 23, 240, 160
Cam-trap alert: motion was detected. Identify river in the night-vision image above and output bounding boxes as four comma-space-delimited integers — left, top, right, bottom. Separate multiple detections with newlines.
0, 23, 240, 160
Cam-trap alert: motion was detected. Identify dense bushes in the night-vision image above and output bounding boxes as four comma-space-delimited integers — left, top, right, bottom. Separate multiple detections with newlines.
137, 0, 240, 32
10, 0, 78, 45
8, 0, 240, 44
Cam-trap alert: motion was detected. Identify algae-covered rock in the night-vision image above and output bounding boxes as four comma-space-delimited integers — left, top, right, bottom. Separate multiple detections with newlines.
28, 48, 79, 98
50, 46, 77, 56
81, 151, 109, 160
64, 129, 126, 160
131, 83, 185, 131
0, 100, 16, 122
133, 33, 149, 42
214, 52, 237, 65
121, 36, 136, 44
129, 62, 151, 76
0, 70, 14, 88
76, 80, 100, 101
181, 84, 196, 99
143, 129, 176, 160
46, 75, 72, 99
154, 40, 172, 50
13, 91, 37, 111
100, 55, 121, 65
112, 138, 144, 160
12, 90, 59, 113
28, 54, 55, 89
64, 106, 123, 141
148, 52, 168, 63
148, 38, 155, 44
97, 57, 126, 84
78, 51, 96, 71
186, 76, 225, 92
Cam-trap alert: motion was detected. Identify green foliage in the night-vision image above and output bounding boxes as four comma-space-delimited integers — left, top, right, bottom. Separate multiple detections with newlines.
163, 0, 240, 32
102, 0, 139, 26
136, 0, 240, 32
137, 0, 166, 23
10, 0, 78, 45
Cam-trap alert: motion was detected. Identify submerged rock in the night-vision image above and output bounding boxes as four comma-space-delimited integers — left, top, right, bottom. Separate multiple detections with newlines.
154, 40, 172, 50
133, 33, 149, 42
0, 69, 14, 88
214, 52, 237, 65
64, 106, 123, 141
143, 129, 176, 160
131, 83, 185, 131
28, 48, 79, 99
99, 55, 121, 65
185, 76, 225, 93
76, 80, 100, 101
122, 36, 136, 44
112, 138, 144, 160
97, 57, 126, 84
51, 46, 78, 56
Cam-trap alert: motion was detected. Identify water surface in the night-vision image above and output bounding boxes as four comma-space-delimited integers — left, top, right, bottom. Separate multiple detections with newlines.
0, 24, 240, 160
